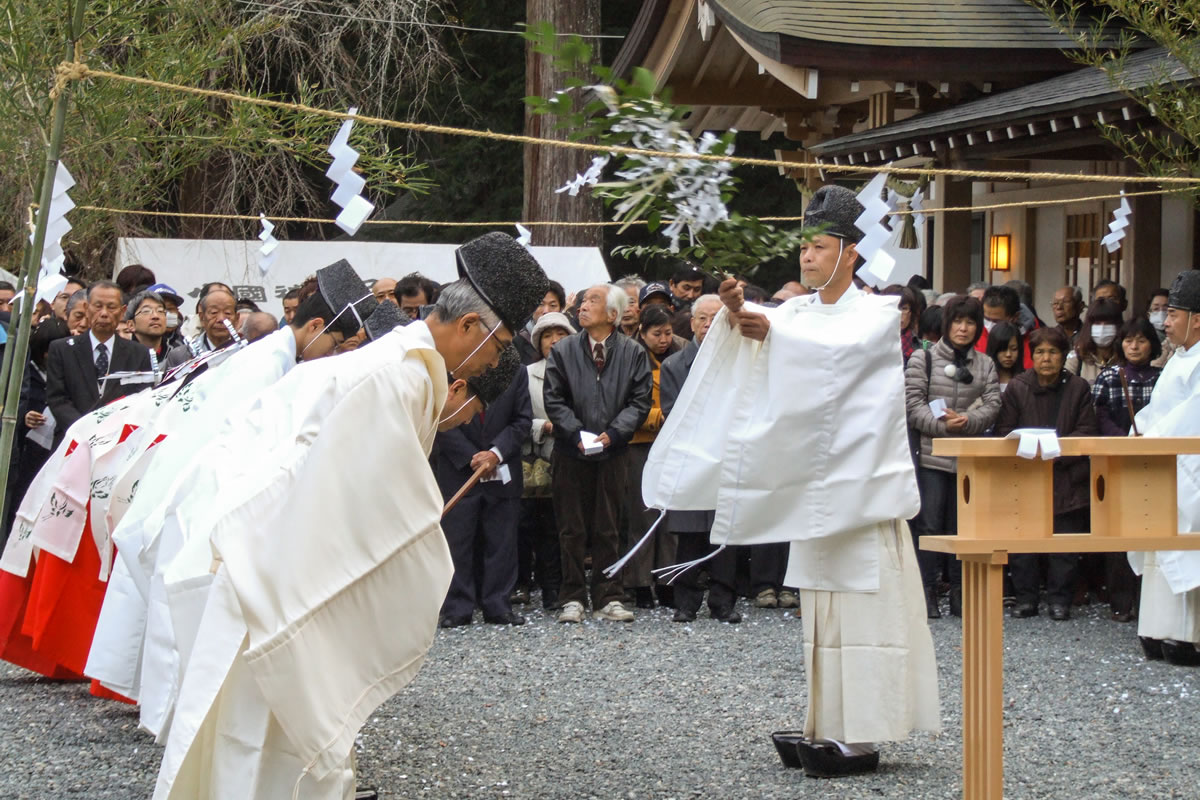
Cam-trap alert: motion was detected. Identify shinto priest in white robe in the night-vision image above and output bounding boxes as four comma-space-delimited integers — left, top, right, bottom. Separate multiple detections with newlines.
643, 284, 941, 744
85, 327, 301, 711
153, 320, 452, 800
1129, 332, 1200, 643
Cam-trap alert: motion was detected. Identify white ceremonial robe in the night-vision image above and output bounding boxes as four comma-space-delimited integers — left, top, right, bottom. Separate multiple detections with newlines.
644, 285, 939, 744
154, 321, 452, 800
1129, 339, 1200, 642
86, 329, 299, 704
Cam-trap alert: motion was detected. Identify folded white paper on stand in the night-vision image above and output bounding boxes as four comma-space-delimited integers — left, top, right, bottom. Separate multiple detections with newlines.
928, 398, 948, 419
579, 431, 605, 456
1005, 428, 1059, 460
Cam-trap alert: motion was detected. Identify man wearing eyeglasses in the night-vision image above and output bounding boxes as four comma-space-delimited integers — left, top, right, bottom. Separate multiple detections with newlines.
162, 285, 239, 371
44, 280, 153, 448
126, 289, 169, 362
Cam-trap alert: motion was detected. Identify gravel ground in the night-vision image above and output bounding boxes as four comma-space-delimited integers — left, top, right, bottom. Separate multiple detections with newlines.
2, 599, 1198, 799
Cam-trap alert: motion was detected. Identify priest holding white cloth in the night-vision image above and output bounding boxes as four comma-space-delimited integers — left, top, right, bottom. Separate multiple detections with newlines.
642, 185, 939, 778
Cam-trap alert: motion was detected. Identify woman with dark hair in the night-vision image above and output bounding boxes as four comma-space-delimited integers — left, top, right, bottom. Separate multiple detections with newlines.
623, 304, 683, 609
995, 326, 1099, 620
884, 285, 926, 364
905, 295, 1001, 617
985, 321, 1024, 391
1066, 297, 1123, 384
917, 305, 943, 349
115, 263, 156, 297
1091, 316, 1163, 622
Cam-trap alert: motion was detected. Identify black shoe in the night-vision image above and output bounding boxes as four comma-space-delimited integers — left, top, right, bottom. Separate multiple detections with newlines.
483, 611, 526, 626
795, 739, 880, 778
1049, 604, 1071, 621
924, 586, 941, 619
673, 608, 697, 623
1162, 639, 1200, 666
1140, 636, 1165, 661
1011, 603, 1038, 618
541, 589, 559, 610
770, 731, 806, 769
438, 614, 472, 628
711, 605, 742, 624
949, 586, 962, 618
635, 587, 656, 609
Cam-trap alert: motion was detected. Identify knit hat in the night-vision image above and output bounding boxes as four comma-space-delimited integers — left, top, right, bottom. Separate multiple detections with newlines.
317, 259, 378, 330
455, 232, 551, 335
362, 299, 405, 342
1167, 270, 1200, 313
466, 345, 520, 406
531, 311, 576, 354
803, 185, 866, 243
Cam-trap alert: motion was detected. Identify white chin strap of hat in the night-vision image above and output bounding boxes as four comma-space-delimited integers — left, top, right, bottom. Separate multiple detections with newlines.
448, 320, 498, 378
299, 291, 372, 359
812, 238, 845, 293
438, 390, 476, 425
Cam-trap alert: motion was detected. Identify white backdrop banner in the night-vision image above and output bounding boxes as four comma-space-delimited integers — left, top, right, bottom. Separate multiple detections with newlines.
115, 237, 611, 320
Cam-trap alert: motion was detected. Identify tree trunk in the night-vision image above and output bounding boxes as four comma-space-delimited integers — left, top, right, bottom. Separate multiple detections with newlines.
523, 0, 603, 248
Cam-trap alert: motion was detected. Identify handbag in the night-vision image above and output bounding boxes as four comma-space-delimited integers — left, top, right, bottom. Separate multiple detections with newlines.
522, 456, 552, 498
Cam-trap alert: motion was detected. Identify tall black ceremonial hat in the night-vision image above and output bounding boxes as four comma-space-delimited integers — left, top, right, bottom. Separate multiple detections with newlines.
455, 232, 551, 334
317, 259, 378, 328
466, 345, 520, 407
363, 299, 405, 342
803, 185, 866, 243
1167, 270, 1200, 313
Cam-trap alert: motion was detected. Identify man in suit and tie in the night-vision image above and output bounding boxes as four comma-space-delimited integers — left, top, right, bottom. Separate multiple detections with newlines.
45, 280, 153, 447
435, 348, 533, 628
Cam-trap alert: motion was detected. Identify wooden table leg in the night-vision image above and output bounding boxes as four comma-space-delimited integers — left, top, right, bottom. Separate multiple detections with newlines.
960, 552, 1007, 800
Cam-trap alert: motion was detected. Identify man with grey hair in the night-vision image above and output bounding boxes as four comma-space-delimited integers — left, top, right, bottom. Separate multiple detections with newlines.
239, 311, 279, 343
64, 289, 89, 336
615, 274, 646, 337
965, 281, 990, 300
545, 283, 652, 623
1051, 285, 1085, 343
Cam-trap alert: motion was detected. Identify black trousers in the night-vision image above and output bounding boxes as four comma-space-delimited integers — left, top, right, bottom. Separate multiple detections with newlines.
622, 443, 677, 588
516, 497, 560, 594
749, 542, 789, 593
909, 467, 962, 591
1106, 553, 1140, 615
440, 492, 520, 620
1010, 508, 1088, 608
553, 450, 629, 609
673, 532, 738, 614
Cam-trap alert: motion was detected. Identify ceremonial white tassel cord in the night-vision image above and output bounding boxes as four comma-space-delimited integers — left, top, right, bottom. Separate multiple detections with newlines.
653, 543, 727, 585
602, 508, 667, 578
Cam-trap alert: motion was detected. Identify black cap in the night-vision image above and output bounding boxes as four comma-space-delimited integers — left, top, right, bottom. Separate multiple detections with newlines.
362, 300, 405, 342
466, 345, 520, 407
317, 259, 378, 328
804, 185, 866, 243
1167, 270, 1200, 313
455, 232, 550, 334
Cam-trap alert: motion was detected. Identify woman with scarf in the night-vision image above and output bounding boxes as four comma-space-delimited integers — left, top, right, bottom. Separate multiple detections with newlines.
622, 304, 682, 609
905, 295, 1002, 618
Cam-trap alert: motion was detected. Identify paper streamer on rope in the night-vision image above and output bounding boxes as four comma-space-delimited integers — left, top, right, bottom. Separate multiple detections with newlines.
515, 223, 532, 249
853, 172, 898, 288
32, 161, 76, 279
325, 106, 375, 235
1100, 191, 1131, 253
1005, 428, 1061, 460
258, 214, 279, 274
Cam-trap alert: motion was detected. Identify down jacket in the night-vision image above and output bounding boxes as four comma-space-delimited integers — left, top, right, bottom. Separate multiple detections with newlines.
905, 340, 1002, 473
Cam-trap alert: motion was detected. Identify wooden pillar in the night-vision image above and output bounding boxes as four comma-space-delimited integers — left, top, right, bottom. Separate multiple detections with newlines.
933, 176, 973, 293
523, 0, 603, 248
1126, 188, 1162, 312
960, 553, 1006, 800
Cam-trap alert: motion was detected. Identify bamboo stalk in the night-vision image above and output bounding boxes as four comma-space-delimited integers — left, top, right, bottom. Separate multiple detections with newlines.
0, 0, 88, 541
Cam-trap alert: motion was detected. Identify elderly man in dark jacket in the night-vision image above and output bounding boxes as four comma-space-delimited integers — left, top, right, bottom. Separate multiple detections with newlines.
544, 284, 652, 623
995, 325, 1098, 620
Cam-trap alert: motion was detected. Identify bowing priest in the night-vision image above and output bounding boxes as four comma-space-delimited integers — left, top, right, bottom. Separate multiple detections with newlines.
643, 185, 939, 779
1129, 270, 1200, 666
84, 260, 377, 707
153, 232, 549, 800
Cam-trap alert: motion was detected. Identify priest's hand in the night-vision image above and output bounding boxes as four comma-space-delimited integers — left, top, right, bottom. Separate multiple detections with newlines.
733, 310, 770, 341
719, 278, 744, 320
470, 450, 500, 478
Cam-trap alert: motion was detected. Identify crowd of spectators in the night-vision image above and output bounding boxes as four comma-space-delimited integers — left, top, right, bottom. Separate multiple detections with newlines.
1, 260, 1179, 632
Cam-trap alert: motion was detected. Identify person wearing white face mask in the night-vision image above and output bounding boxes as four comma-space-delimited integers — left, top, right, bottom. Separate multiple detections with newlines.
1148, 287, 1177, 368
1065, 297, 1124, 385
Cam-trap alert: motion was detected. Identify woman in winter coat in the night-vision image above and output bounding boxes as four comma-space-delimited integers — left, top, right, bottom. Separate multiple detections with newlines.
905, 295, 1002, 618
995, 326, 1099, 621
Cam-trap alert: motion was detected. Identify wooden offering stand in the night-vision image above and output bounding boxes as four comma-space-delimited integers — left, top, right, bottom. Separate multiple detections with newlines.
920, 436, 1200, 800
